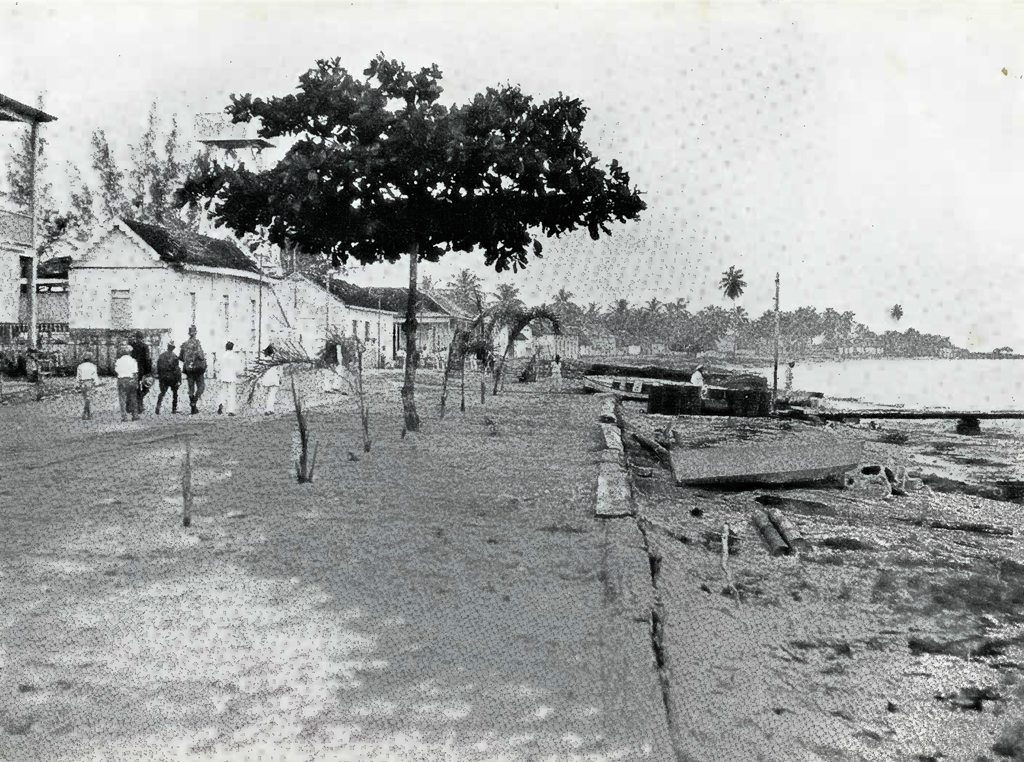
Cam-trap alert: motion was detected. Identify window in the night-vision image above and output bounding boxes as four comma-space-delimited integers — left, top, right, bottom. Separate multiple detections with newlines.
365, 321, 370, 341
190, 292, 197, 325
352, 319, 358, 338
111, 290, 132, 330
222, 294, 230, 337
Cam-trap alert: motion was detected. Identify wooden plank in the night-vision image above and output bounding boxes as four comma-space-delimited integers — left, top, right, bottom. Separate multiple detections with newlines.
595, 462, 633, 518
671, 440, 863, 486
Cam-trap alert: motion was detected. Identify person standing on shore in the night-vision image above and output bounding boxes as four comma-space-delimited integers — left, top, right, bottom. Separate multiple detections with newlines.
690, 364, 707, 398
260, 344, 282, 415
784, 360, 796, 397
114, 344, 140, 422
155, 340, 182, 415
76, 353, 99, 420
550, 354, 563, 393
129, 332, 153, 414
180, 325, 207, 415
216, 341, 241, 416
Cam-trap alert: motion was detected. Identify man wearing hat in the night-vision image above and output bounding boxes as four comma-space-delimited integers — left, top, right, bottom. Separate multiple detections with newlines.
180, 325, 207, 415
155, 340, 183, 415
114, 343, 140, 422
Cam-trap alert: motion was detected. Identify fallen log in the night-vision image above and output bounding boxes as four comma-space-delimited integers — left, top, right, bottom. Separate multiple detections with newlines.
766, 508, 809, 552
630, 429, 670, 462
894, 517, 1014, 537
752, 510, 791, 557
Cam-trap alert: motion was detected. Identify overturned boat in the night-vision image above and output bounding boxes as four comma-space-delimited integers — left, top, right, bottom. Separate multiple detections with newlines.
670, 439, 864, 487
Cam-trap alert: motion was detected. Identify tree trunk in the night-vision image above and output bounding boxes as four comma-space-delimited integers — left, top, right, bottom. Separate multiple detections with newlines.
401, 242, 421, 432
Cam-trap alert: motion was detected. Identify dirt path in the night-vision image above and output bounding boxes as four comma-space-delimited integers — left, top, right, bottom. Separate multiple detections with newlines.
0, 380, 671, 761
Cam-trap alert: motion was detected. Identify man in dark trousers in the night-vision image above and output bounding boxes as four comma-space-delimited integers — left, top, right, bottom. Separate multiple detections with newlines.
155, 340, 182, 414
180, 325, 208, 415
129, 331, 154, 414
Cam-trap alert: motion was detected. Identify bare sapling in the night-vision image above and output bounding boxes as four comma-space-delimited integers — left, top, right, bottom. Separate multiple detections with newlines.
292, 376, 318, 483
439, 335, 459, 420
354, 341, 371, 452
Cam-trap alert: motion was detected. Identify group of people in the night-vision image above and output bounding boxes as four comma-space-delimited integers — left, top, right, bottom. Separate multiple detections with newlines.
75, 326, 283, 422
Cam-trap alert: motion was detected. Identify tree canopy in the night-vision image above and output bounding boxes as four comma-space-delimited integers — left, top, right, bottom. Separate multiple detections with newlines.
177, 54, 646, 272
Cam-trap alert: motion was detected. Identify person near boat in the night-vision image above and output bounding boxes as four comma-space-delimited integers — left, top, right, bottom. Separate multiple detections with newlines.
784, 360, 796, 397
690, 364, 707, 398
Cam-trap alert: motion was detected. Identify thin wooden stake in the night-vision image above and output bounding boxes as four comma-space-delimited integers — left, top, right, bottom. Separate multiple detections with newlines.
721, 522, 740, 603
182, 438, 193, 528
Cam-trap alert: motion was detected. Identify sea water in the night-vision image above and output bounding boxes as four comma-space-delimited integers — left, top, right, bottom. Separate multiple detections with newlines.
750, 358, 1024, 411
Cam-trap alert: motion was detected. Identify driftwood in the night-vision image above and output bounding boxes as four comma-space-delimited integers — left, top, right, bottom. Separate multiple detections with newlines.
721, 522, 740, 602
752, 510, 791, 556
630, 429, 670, 462
895, 517, 1014, 537
766, 508, 808, 551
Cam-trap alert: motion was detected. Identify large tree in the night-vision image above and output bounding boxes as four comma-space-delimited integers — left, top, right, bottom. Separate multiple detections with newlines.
177, 54, 646, 431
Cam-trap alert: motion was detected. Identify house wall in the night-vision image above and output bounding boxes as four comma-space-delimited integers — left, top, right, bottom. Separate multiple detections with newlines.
19, 286, 69, 323
0, 247, 24, 323
69, 226, 284, 369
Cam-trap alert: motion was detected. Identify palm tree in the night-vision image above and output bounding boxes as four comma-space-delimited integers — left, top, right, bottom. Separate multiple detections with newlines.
890, 304, 904, 322
719, 266, 747, 302
719, 267, 747, 357
446, 269, 484, 313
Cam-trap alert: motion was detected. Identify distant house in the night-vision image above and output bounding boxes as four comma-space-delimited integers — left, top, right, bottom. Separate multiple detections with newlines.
327, 280, 472, 367
0, 208, 32, 337
274, 272, 398, 367
69, 218, 285, 371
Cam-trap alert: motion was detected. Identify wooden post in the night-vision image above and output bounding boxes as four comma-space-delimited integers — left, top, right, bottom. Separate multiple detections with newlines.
480, 378, 486, 405
772, 272, 780, 414
27, 121, 39, 351
182, 438, 194, 527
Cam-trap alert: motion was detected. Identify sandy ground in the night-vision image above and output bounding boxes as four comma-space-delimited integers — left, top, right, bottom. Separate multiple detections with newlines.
0, 373, 671, 762
621, 404, 1024, 762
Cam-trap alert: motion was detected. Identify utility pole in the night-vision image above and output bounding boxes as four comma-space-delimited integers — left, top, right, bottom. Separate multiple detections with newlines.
27, 121, 38, 350
772, 272, 780, 413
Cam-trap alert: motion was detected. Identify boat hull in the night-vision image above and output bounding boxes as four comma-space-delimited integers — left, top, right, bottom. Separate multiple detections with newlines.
670, 440, 864, 487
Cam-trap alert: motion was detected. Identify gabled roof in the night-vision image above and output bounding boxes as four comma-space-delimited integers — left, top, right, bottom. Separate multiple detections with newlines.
121, 219, 259, 274
325, 279, 455, 316
423, 288, 475, 320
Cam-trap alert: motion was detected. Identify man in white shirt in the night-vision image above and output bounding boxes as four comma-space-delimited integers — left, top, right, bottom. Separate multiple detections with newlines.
690, 364, 707, 399
217, 341, 241, 416
76, 354, 99, 420
114, 345, 140, 422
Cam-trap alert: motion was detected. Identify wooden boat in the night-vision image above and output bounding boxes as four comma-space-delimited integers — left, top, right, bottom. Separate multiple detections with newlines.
670, 439, 864, 487
583, 375, 664, 400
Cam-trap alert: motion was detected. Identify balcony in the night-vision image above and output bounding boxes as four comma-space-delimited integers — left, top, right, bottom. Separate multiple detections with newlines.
0, 208, 31, 247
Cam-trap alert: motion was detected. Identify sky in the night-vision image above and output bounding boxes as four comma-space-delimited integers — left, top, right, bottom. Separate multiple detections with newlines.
2, 1, 1024, 350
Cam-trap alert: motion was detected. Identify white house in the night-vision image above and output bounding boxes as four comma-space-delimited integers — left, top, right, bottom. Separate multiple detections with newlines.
0, 208, 31, 326
275, 272, 398, 368
69, 218, 286, 370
